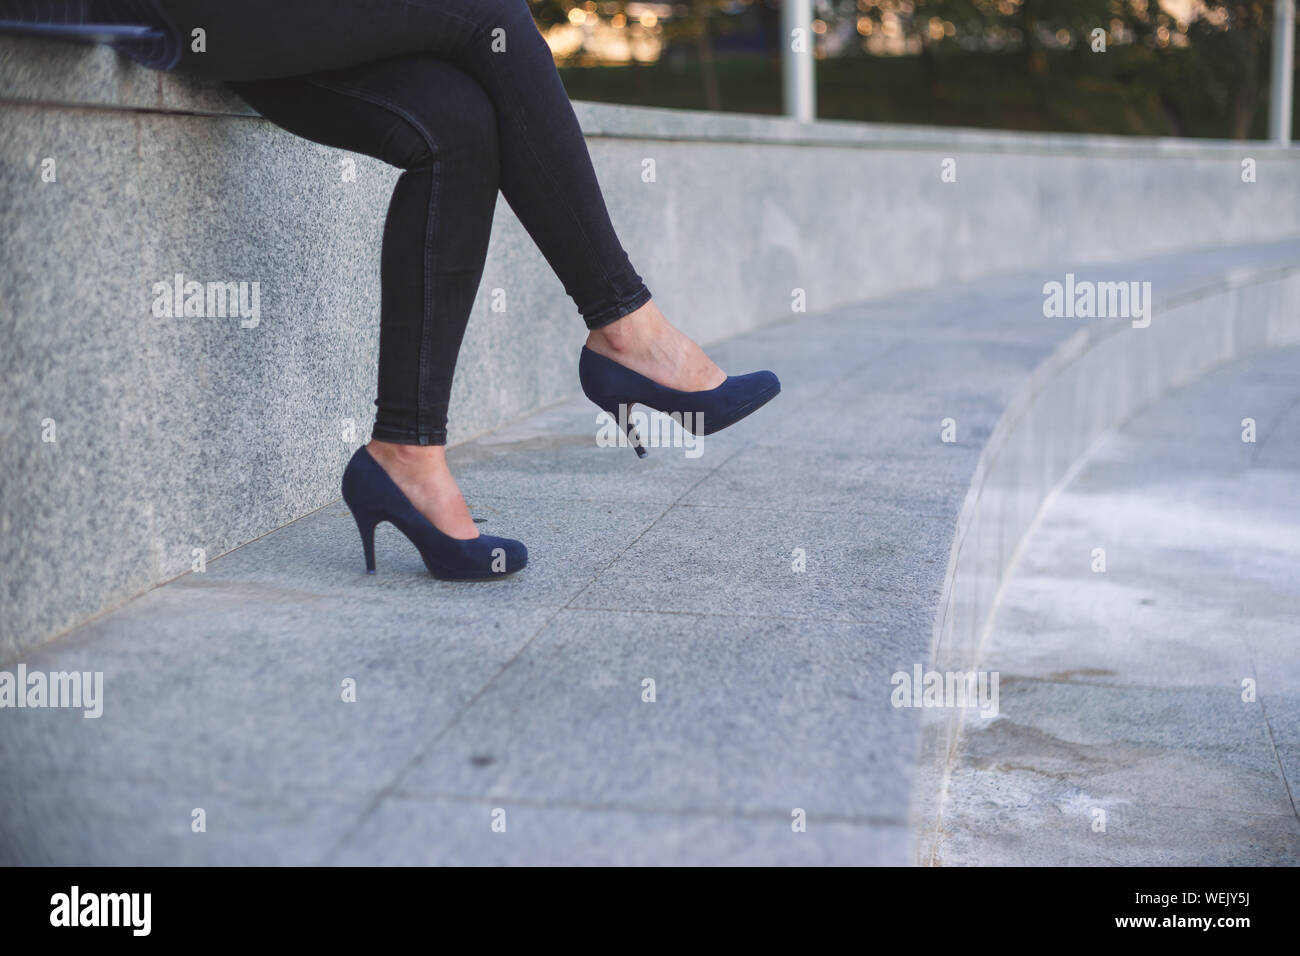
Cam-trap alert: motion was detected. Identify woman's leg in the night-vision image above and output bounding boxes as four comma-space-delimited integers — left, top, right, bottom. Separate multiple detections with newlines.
230, 55, 499, 537
157, 0, 722, 388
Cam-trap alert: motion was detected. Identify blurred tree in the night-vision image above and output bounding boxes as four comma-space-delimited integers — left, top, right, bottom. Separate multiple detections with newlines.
528, 0, 574, 31
534, 0, 1296, 138
530, 0, 729, 108
1181, 1, 1277, 138
667, 0, 722, 109
825, 0, 1290, 138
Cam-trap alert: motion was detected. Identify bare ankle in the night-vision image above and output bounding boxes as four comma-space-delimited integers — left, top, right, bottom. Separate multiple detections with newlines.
588, 322, 636, 354
592, 330, 631, 356
588, 301, 664, 353
368, 440, 447, 469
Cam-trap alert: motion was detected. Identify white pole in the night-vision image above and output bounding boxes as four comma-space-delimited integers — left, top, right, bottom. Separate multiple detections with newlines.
1271, 0, 1295, 143
782, 0, 815, 121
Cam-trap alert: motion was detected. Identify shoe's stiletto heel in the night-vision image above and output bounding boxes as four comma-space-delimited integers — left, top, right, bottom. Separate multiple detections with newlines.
599, 402, 648, 458
624, 409, 648, 459
353, 511, 378, 574
341, 446, 527, 581
580, 347, 780, 456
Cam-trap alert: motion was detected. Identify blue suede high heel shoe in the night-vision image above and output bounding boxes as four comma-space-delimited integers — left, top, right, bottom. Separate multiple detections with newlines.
341, 446, 526, 580
579, 346, 780, 457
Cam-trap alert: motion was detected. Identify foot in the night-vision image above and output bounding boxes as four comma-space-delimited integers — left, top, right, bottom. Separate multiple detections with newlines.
365, 440, 480, 540
584, 300, 727, 392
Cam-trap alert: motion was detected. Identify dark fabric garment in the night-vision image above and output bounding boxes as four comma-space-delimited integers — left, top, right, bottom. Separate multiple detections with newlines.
127, 0, 651, 443
230, 58, 502, 446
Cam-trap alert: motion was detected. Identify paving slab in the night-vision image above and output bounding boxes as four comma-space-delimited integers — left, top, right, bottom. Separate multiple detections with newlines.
330, 796, 910, 866
391, 609, 920, 818
569, 505, 951, 624
0, 582, 557, 802
0, 778, 370, 866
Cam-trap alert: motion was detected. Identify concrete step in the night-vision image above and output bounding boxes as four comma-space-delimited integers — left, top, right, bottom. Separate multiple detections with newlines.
937, 347, 1300, 866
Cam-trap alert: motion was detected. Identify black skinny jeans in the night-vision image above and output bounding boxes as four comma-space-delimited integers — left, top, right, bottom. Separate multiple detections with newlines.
152, 0, 653, 445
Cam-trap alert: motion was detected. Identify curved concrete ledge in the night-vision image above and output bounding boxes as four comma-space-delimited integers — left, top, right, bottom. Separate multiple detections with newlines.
4, 32, 1300, 662
936, 346, 1300, 865
912, 255, 1300, 864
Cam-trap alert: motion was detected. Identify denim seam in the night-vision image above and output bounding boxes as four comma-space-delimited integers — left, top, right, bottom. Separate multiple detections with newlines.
372, 422, 444, 445
583, 286, 653, 330
309, 76, 444, 446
